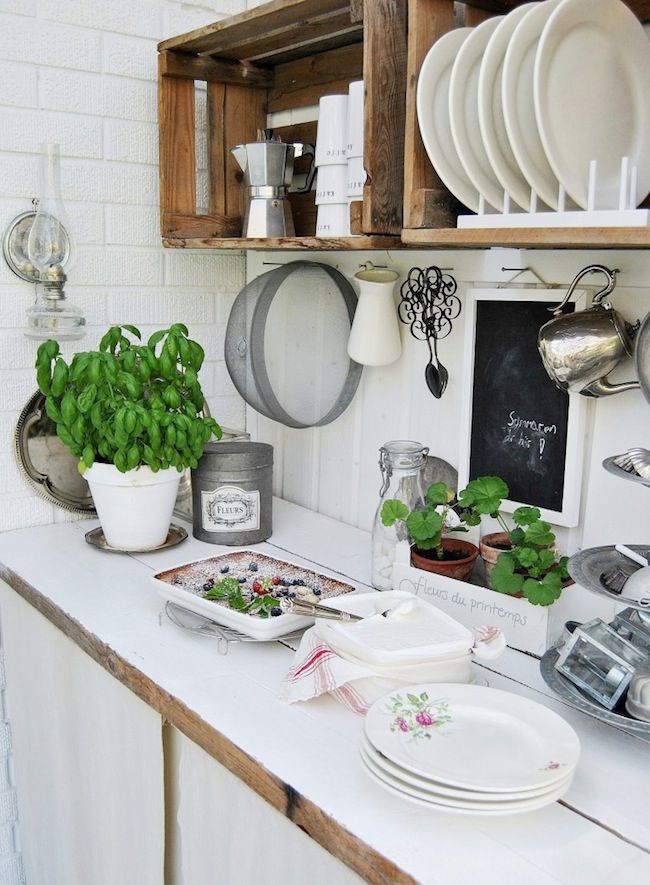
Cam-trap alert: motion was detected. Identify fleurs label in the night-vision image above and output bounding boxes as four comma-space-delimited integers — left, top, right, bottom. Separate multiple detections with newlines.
386, 691, 451, 741
201, 485, 260, 533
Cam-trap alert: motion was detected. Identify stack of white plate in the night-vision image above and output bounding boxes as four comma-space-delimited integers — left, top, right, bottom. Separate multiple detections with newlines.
416, 0, 650, 213
361, 683, 580, 815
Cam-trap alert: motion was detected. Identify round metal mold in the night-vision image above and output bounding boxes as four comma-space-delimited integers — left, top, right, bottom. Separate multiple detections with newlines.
85, 523, 188, 553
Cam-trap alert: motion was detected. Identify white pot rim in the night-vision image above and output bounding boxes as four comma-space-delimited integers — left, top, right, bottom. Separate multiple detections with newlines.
85, 463, 180, 488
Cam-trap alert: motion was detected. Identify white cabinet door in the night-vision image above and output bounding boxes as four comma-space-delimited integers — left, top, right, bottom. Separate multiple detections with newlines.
166, 726, 363, 885
0, 582, 165, 885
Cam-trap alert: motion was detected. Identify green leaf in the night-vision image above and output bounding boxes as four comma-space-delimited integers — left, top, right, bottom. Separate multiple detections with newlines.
170, 323, 189, 337
77, 384, 98, 414
122, 324, 141, 339
457, 476, 509, 516
512, 506, 541, 526
126, 444, 140, 470
490, 554, 525, 596
425, 482, 450, 506
537, 549, 557, 571
380, 499, 409, 527
36, 365, 52, 395
523, 520, 555, 548
114, 450, 128, 473
82, 445, 95, 468
523, 572, 563, 606
61, 394, 78, 427
50, 359, 69, 397
514, 547, 538, 569
56, 424, 75, 450
406, 508, 443, 543
148, 330, 166, 351
44, 397, 62, 423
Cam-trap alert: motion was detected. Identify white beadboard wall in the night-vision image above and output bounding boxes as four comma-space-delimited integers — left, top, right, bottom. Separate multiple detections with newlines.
0, 1, 251, 881
247, 248, 650, 636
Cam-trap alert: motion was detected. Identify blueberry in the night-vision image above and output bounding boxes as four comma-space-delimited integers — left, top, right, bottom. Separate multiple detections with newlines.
202, 580, 214, 591
293, 578, 305, 586
277, 588, 289, 597
313, 588, 322, 596
220, 565, 230, 574
172, 577, 182, 585
288, 591, 296, 599
248, 562, 258, 572
238, 576, 247, 583
270, 607, 282, 617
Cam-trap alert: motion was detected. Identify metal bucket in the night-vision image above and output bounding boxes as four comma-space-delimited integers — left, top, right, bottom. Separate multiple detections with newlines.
191, 441, 273, 545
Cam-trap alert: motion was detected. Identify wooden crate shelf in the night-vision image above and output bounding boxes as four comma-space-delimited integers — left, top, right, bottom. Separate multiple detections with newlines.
158, 0, 407, 249
402, 0, 650, 251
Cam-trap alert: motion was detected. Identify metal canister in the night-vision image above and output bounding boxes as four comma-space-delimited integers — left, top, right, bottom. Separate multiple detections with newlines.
191, 441, 273, 545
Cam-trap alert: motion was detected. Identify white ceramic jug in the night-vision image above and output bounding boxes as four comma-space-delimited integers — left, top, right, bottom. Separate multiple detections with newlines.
347, 266, 402, 366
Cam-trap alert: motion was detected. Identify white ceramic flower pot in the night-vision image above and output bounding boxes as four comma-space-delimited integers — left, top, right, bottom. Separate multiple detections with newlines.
85, 463, 181, 550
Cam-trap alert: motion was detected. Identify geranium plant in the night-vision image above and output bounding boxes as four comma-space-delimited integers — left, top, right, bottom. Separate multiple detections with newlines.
380, 481, 468, 559
35, 323, 221, 474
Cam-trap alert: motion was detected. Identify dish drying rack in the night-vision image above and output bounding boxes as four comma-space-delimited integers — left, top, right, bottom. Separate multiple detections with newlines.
459, 157, 650, 230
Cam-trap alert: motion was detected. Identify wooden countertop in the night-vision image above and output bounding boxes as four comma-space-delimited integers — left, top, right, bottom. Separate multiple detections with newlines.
0, 499, 648, 885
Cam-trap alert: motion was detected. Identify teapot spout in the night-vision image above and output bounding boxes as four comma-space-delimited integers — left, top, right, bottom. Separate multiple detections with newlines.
230, 145, 247, 172
580, 377, 640, 397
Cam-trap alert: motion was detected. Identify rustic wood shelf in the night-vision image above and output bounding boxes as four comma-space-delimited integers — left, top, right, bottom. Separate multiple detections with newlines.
158, 0, 407, 250
401, 226, 650, 250
162, 235, 406, 251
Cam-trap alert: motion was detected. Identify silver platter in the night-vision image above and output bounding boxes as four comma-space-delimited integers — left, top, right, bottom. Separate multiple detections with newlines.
85, 524, 188, 554
540, 647, 650, 741
567, 544, 650, 611
602, 456, 650, 488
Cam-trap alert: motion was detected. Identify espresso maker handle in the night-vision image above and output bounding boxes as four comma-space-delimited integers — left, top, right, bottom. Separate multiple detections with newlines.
549, 264, 619, 316
292, 143, 316, 193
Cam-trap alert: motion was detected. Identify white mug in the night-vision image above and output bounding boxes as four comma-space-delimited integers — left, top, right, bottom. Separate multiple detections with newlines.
347, 155, 366, 197
346, 80, 364, 158
315, 164, 348, 204
315, 94, 348, 166
316, 203, 350, 237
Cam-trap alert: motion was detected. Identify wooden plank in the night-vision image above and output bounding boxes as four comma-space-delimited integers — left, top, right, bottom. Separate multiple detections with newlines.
161, 235, 406, 250
349, 199, 363, 234
159, 0, 351, 54
158, 68, 196, 234
403, 0, 456, 229
158, 49, 272, 86
362, 0, 408, 235
0, 566, 414, 885
204, 10, 361, 63
350, 0, 364, 22
401, 226, 650, 249
208, 83, 266, 224
267, 43, 363, 113
162, 212, 241, 238
458, 2, 495, 26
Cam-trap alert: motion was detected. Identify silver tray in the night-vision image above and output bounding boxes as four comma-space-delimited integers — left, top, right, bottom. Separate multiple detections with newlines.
85, 524, 188, 553
540, 647, 650, 742
602, 456, 650, 488
568, 544, 650, 611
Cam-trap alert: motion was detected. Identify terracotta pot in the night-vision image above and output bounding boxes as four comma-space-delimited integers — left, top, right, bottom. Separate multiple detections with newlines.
479, 531, 512, 589
411, 538, 479, 583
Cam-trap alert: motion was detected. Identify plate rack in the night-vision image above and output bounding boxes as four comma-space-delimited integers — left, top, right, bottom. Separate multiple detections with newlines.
402, 0, 650, 251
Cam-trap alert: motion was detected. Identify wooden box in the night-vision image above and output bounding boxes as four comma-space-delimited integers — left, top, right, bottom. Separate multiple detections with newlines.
157, 0, 407, 251
402, 0, 650, 251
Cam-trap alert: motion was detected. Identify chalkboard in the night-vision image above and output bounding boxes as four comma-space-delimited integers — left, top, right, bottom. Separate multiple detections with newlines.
459, 288, 587, 527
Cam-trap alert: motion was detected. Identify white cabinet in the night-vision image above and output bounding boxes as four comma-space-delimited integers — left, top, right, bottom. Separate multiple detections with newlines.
0, 582, 165, 885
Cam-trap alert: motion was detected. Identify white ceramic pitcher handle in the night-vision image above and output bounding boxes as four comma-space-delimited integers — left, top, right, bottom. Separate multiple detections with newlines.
471, 626, 506, 661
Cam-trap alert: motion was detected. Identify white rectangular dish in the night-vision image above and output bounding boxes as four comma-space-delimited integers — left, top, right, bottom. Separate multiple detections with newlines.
151, 549, 356, 640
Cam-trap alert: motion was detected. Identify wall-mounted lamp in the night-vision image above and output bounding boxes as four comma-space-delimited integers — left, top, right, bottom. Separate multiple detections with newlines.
2, 143, 85, 341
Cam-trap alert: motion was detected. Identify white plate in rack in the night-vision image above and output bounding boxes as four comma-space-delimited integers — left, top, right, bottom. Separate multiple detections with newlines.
502, 0, 564, 209
535, 0, 650, 209
478, 2, 538, 211
416, 27, 479, 213
449, 16, 505, 212
364, 683, 580, 793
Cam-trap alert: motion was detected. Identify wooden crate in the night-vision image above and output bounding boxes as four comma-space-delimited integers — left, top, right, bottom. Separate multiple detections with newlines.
158, 0, 408, 250
402, 0, 650, 250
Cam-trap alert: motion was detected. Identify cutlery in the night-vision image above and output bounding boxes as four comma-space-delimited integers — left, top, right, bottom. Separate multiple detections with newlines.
280, 598, 364, 621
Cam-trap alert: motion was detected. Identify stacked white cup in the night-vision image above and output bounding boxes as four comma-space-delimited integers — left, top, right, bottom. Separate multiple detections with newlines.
346, 80, 365, 237
315, 94, 349, 237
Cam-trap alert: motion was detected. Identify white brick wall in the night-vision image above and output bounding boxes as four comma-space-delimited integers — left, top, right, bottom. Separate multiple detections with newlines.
0, 1, 248, 879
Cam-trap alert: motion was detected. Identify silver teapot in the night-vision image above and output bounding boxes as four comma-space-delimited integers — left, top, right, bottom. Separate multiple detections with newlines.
538, 265, 640, 398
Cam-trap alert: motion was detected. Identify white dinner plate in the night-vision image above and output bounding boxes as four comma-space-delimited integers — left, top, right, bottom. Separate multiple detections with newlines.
416, 28, 479, 213
360, 733, 572, 802
360, 748, 572, 815
502, 0, 564, 209
478, 3, 538, 210
364, 683, 580, 793
449, 16, 505, 212
535, 0, 650, 209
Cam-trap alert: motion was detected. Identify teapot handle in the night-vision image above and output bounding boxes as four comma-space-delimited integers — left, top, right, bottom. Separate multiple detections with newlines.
549, 264, 619, 316
292, 143, 316, 194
